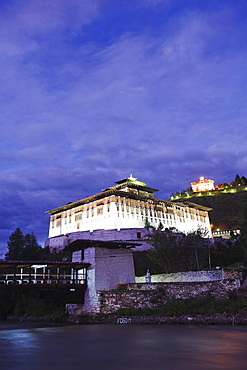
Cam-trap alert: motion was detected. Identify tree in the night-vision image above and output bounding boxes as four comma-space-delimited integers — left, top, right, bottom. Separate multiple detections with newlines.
231, 174, 247, 187
241, 176, 247, 186
232, 174, 241, 187
147, 228, 183, 273
144, 218, 152, 230
186, 228, 212, 271
5, 228, 25, 260
147, 227, 212, 273
21, 233, 42, 260
211, 238, 244, 268
5, 229, 72, 262
5, 229, 42, 261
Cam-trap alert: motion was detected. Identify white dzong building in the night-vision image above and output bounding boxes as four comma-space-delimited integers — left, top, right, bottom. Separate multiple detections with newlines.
45, 175, 212, 251
191, 177, 215, 193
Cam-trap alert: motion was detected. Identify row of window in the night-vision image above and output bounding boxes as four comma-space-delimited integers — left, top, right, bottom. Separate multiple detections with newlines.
51, 198, 207, 229
53, 206, 205, 222
52, 210, 205, 230
52, 197, 205, 221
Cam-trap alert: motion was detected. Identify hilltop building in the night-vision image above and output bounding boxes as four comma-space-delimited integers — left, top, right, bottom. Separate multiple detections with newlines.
191, 177, 215, 193
45, 175, 212, 251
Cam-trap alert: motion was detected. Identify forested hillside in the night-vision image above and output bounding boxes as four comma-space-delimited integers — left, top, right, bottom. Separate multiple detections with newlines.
184, 191, 247, 230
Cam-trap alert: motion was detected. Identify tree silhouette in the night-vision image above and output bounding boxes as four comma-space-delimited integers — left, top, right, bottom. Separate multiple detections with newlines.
21, 233, 42, 260
5, 228, 25, 260
147, 227, 212, 273
5, 229, 42, 261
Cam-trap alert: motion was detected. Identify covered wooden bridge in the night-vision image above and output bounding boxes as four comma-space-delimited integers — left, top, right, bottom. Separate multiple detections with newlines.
0, 260, 90, 304
0, 260, 89, 285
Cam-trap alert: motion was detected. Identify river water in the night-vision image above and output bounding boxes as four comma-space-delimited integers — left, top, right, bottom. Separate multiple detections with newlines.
0, 322, 247, 370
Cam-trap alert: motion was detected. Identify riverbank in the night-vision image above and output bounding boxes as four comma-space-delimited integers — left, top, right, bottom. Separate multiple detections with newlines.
67, 313, 247, 325
3, 312, 247, 327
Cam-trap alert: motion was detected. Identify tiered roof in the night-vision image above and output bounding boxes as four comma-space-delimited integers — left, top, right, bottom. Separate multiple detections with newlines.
46, 176, 211, 215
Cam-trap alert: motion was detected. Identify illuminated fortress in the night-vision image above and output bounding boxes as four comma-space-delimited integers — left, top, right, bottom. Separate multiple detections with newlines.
45, 176, 212, 251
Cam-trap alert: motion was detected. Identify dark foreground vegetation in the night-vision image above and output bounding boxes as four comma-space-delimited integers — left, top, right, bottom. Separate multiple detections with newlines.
2, 291, 247, 323
134, 231, 246, 276
0, 290, 66, 322
134, 195, 247, 275
4, 228, 71, 262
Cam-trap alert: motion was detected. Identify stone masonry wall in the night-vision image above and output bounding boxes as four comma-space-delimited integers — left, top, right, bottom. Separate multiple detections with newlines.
99, 280, 240, 315
223, 269, 244, 281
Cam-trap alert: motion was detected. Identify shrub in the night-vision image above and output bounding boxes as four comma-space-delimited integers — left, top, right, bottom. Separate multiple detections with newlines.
0, 291, 14, 320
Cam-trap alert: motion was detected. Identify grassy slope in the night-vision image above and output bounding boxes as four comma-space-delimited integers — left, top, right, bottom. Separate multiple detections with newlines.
183, 191, 247, 230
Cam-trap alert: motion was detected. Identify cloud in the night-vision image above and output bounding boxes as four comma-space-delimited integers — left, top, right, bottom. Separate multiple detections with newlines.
1, 1, 247, 256
138, 0, 171, 9
0, 0, 101, 36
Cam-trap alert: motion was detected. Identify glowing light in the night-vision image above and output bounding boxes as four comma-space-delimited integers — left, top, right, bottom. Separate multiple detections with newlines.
31, 264, 47, 269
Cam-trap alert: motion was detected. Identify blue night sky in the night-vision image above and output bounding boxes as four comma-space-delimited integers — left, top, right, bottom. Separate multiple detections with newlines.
1, 0, 247, 257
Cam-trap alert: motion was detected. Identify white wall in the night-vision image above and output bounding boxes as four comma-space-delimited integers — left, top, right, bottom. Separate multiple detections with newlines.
48, 196, 212, 239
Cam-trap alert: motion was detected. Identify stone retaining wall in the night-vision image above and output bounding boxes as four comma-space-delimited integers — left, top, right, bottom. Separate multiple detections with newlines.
223, 269, 244, 281
135, 270, 223, 283
99, 279, 240, 315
